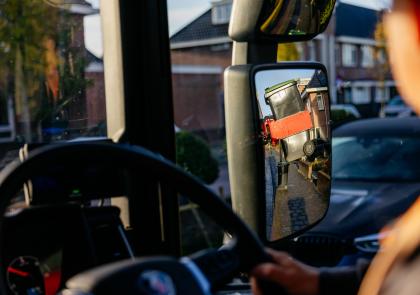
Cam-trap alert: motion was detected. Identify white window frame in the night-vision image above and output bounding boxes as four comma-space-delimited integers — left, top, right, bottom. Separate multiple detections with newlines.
212, 3, 232, 25
342, 44, 357, 67
352, 86, 370, 104
316, 94, 325, 111
375, 86, 390, 103
0, 96, 16, 143
361, 45, 374, 68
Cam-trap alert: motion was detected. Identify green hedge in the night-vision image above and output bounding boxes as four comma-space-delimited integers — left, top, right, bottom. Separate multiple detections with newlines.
176, 131, 219, 184
331, 109, 357, 126
331, 109, 357, 122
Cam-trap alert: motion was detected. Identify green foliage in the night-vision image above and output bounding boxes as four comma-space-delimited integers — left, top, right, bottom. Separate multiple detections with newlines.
331, 109, 357, 124
0, 1, 92, 139
0, 1, 56, 73
277, 43, 300, 62
176, 131, 219, 184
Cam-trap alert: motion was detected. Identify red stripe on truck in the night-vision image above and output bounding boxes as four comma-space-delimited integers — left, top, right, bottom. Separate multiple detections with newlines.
268, 111, 313, 140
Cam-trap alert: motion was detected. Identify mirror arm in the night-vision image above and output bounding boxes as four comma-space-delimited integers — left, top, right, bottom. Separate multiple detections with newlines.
232, 42, 278, 65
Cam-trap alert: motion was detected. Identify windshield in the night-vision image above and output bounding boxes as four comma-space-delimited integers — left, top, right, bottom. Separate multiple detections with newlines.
333, 136, 420, 182
0, 0, 106, 146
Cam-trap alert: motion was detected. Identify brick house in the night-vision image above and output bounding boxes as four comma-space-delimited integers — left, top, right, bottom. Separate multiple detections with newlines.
170, 0, 394, 139
301, 71, 331, 141
85, 52, 106, 131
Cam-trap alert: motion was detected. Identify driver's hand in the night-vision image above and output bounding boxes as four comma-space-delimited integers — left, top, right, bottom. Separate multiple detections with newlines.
251, 249, 320, 295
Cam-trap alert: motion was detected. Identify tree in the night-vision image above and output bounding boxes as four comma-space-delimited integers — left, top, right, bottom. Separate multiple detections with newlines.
373, 14, 390, 107
0, 1, 92, 141
0, 0, 58, 141
176, 131, 219, 184
277, 43, 300, 61
37, 12, 92, 136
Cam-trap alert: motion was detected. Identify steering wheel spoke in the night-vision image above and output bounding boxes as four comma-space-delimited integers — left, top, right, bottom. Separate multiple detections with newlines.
189, 247, 241, 289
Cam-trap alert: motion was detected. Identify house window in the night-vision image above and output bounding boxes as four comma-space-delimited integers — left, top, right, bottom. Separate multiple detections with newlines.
308, 41, 316, 61
335, 43, 341, 66
296, 43, 304, 61
344, 87, 352, 103
361, 45, 374, 68
342, 44, 357, 67
212, 3, 232, 25
352, 87, 370, 104
210, 43, 230, 51
377, 48, 387, 64
375, 86, 390, 103
317, 94, 325, 111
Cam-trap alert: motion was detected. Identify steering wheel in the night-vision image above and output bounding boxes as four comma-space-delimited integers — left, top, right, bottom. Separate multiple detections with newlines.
0, 142, 271, 294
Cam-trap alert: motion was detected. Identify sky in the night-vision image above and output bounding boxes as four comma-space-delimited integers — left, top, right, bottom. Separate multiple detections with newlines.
83, 0, 392, 58
255, 69, 315, 117
84, 0, 102, 57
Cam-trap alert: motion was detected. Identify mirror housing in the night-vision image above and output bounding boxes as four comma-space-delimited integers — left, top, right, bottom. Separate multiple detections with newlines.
225, 62, 331, 244
229, 0, 336, 43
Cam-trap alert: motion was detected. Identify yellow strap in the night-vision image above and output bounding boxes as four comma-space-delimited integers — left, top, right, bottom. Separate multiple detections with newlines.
260, 0, 284, 33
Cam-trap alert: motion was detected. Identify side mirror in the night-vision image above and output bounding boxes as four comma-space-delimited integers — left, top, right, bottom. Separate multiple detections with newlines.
230, 0, 336, 43
224, 62, 331, 243
252, 64, 331, 242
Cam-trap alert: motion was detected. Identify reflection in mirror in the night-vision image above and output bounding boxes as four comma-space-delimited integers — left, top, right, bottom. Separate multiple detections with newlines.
255, 68, 331, 241
259, 0, 335, 37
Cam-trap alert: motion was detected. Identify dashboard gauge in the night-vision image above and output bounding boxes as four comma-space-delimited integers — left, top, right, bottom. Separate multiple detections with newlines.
7, 256, 46, 295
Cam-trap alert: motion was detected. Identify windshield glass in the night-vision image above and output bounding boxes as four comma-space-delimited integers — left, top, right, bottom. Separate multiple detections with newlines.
333, 136, 420, 181
0, 0, 106, 146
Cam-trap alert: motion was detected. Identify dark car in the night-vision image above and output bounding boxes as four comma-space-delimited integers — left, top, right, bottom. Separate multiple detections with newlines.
380, 96, 416, 118
292, 118, 420, 266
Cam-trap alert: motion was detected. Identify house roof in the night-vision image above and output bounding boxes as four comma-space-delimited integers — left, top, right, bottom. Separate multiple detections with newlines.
170, 9, 229, 45
61, 0, 90, 4
45, 0, 98, 15
307, 70, 329, 89
85, 49, 103, 72
335, 3, 379, 39
86, 50, 102, 64
171, 2, 381, 48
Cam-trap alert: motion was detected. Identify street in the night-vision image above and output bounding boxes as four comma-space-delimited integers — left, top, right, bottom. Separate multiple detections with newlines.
265, 147, 329, 241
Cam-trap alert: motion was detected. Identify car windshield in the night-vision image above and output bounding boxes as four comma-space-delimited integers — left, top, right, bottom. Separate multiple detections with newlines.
333, 136, 420, 182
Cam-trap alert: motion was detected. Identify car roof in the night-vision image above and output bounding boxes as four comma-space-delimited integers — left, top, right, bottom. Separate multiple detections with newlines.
333, 118, 420, 137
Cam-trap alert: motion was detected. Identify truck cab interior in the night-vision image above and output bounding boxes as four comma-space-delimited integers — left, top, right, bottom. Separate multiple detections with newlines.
0, 0, 391, 294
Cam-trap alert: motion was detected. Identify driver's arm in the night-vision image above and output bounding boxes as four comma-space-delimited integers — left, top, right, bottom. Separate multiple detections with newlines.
251, 249, 370, 295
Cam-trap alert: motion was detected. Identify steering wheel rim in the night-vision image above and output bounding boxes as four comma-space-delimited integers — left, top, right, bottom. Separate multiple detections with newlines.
0, 142, 268, 294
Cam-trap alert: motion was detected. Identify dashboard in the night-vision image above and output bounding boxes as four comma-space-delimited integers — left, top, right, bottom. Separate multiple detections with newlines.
2, 204, 133, 295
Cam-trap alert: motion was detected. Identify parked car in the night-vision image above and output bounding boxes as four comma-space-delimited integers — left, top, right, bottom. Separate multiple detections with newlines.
380, 95, 416, 118
331, 104, 361, 129
290, 118, 420, 266
331, 104, 361, 119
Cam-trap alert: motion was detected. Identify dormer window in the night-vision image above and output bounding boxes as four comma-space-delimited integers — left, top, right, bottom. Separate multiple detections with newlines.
211, 1, 232, 25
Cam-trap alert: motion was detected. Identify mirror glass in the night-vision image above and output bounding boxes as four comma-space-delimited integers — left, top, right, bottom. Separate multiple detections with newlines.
258, 0, 336, 37
254, 68, 331, 241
